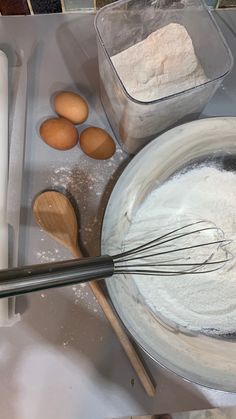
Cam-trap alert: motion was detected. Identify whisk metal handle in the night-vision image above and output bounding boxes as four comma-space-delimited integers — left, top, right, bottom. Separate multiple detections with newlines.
0, 255, 114, 298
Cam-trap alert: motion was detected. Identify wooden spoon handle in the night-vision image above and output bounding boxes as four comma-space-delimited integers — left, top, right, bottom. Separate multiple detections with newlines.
71, 246, 156, 397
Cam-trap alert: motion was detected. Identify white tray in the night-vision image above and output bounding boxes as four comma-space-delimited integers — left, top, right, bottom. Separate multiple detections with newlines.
0, 46, 27, 326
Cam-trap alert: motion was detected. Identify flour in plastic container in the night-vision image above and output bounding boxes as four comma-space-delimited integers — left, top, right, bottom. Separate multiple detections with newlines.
111, 23, 208, 102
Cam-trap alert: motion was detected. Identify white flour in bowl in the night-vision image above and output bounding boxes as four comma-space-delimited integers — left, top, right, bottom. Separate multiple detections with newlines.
124, 165, 236, 336
111, 23, 208, 102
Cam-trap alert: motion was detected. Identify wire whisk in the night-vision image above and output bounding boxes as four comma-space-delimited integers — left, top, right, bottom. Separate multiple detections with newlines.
113, 220, 232, 276
0, 220, 232, 298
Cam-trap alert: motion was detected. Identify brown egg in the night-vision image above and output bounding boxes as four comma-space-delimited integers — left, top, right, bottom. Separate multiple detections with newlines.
39, 118, 79, 150
54, 91, 89, 124
80, 127, 116, 160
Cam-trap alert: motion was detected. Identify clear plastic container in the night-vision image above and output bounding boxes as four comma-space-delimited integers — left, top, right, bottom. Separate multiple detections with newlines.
95, 0, 233, 154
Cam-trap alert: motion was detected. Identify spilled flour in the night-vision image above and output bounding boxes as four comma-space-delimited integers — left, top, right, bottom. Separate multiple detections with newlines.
124, 166, 236, 335
33, 148, 127, 313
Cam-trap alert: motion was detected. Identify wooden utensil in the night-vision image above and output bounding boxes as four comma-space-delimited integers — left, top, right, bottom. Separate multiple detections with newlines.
33, 190, 156, 397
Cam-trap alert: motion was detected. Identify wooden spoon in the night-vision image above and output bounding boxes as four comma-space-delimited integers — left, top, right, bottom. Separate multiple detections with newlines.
33, 190, 156, 397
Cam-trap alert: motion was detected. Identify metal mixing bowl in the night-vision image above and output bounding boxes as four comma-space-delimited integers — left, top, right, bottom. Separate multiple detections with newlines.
101, 117, 236, 392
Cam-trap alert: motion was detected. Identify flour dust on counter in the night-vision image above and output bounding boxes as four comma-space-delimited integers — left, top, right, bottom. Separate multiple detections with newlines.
33, 146, 126, 313
44, 148, 127, 250
124, 165, 236, 336
35, 247, 60, 263
72, 284, 101, 315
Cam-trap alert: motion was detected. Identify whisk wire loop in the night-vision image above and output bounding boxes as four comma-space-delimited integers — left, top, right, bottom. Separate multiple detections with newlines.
113, 221, 232, 276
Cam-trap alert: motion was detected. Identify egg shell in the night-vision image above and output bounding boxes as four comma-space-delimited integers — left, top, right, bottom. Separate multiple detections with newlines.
39, 118, 79, 150
54, 91, 89, 124
80, 127, 116, 160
